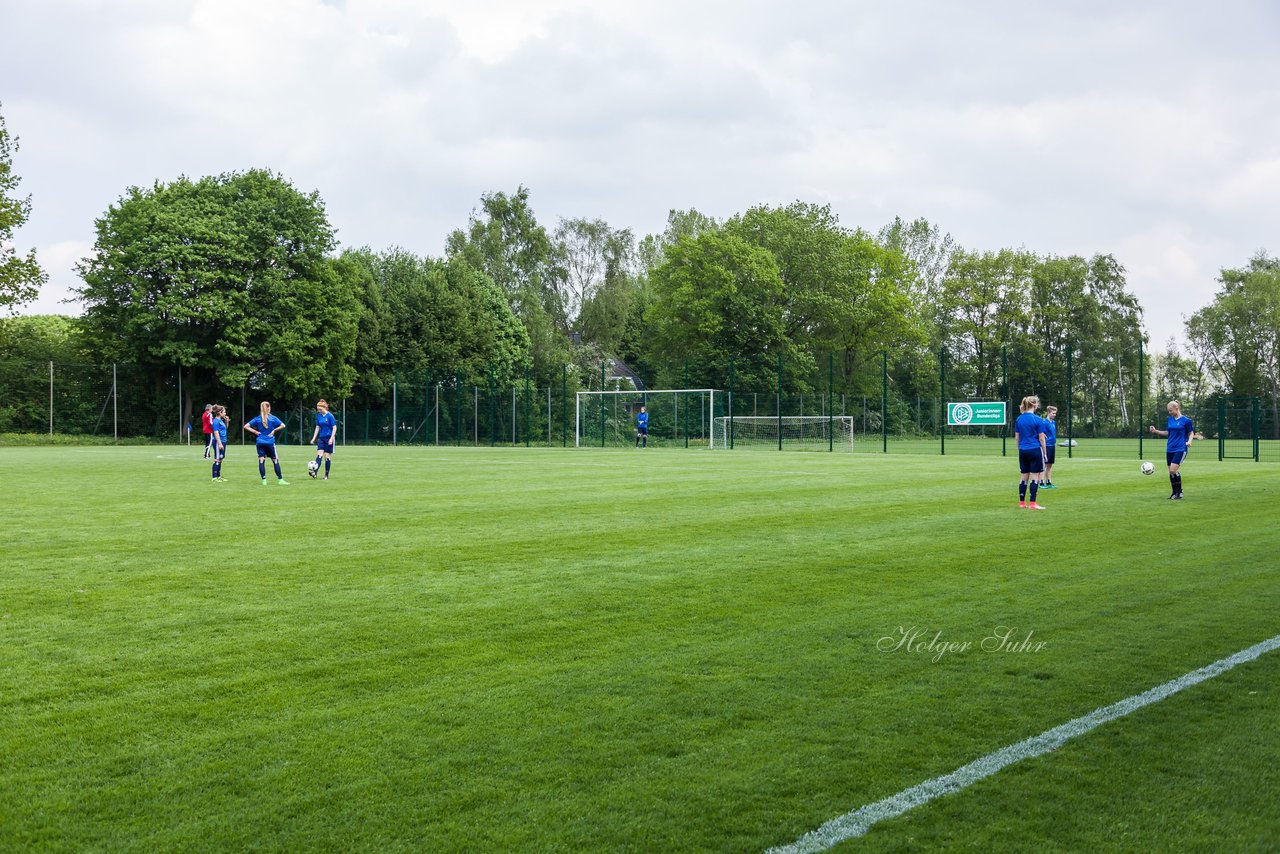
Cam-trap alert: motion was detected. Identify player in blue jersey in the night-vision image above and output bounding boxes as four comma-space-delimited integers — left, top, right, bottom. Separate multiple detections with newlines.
244, 400, 289, 485
1148, 400, 1193, 499
635, 405, 649, 448
308, 398, 337, 480
1038, 404, 1059, 488
209, 404, 229, 482
1014, 395, 1048, 509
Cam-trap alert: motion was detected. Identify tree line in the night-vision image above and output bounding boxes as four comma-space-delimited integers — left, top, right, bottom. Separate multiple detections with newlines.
2, 106, 1276, 433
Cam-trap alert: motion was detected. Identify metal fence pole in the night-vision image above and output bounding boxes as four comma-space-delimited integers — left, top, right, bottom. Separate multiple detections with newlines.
1066, 344, 1073, 459
1137, 350, 1144, 460
882, 350, 888, 453
49, 361, 54, 437
113, 363, 118, 441
939, 348, 946, 456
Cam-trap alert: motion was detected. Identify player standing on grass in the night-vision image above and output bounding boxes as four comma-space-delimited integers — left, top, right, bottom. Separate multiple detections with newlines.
244, 401, 289, 485
1039, 405, 1059, 489
201, 404, 214, 459
1149, 400, 1193, 500
1014, 396, 1048, 510
635, 405, 648, 448
210, 405, 228, 482
308, 399, 337, 480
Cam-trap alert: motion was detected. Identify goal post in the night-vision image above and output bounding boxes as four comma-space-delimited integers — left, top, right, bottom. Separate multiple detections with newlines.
575, 389, 727, 448
712, 415, 855, 450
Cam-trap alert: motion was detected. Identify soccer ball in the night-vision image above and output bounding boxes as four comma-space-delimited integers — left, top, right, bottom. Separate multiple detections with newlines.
307, 460, 320, 478
1141, 461, 1155, 475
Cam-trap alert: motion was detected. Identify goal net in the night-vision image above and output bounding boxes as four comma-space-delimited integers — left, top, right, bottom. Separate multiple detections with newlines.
712, 415, 855, 449
576, 389, 727, 447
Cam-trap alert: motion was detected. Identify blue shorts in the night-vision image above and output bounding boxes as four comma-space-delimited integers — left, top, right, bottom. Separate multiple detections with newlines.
316, 438, 335, 453
1045, 446, 1056, 464
255, 443, 278, 460
213, 444, 226, 461
1018, 449, 1044, 474
1167, 449, 1188, 467
636, 427, 648, 435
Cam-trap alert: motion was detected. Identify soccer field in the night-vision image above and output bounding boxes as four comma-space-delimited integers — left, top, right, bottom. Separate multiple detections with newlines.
2, 446, 1277, 850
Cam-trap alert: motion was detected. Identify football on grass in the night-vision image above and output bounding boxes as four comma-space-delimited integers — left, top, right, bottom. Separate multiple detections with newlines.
1141, 461, 1155, 475
307, 460, 320, 477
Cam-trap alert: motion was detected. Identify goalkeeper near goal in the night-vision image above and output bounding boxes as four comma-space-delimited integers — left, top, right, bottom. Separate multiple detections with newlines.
635, 405, 648, 448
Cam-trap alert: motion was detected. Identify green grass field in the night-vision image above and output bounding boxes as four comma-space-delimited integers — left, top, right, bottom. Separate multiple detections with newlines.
2, 445, 1277, 851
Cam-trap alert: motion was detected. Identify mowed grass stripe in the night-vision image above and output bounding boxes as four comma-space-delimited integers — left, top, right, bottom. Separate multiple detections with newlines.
0, 446, 1276, 850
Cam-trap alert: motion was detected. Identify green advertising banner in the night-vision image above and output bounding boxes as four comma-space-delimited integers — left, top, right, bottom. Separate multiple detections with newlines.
947, 401, 1006, 426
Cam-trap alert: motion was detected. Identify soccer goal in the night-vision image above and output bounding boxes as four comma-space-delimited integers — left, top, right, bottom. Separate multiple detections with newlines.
575, 389, 727, 448
712, 415, 856, 449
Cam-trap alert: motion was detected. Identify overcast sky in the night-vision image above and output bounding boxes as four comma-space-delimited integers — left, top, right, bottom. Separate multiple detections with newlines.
3, 0, 1278, 348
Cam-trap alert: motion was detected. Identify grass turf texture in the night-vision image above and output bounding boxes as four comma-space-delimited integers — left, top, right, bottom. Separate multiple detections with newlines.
1, 446, 1276, 851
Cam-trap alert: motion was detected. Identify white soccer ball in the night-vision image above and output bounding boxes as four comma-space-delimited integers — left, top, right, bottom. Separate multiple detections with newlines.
1141, 461, 1155, 475
307, 460, 320, 477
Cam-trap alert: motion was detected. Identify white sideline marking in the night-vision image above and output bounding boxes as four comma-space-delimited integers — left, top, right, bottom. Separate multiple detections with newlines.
768, 633, 1280, 854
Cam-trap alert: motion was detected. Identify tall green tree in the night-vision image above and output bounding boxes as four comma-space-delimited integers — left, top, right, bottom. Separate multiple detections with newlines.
937, 249, 1035, 398
1187, 252, 1280, 431
446, 187, 569, 381
343, 247, 530, 398
637, 208, 720, 275
727, 202, 921, 393
644, 231, 809, 390
0, 105, 47, 310
75, 169, 360, 418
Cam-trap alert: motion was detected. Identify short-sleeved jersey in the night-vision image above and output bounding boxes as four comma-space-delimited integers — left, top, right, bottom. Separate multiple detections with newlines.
1041, 417, 1057, 447
1014, 412, 1046, 452
637, 411, 649, 429
1165, 414, 1193, 453
211, 416, 228, 446
315, 411, 337, 440
248, 414, 284, 445
202, 410, 213, 434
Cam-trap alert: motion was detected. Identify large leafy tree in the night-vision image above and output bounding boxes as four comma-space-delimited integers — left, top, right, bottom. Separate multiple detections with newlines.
644, 231, 809, 390
446, 187, 569, 381
0, 105, 47, 310
726, 202, 921, 393
936, 249, 1035, 398
75, 169, 360, 417
1187, 252, 1280, 431
344, 247, 530, 398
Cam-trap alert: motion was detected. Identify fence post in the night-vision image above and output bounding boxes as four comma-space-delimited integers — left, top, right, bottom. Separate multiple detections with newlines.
424, 368, 431, 447
728, 359, 735, 449
1137, 349, 1144, 460
882, 350, 888, 454
392, 368, 398, 447
525, 366, 530, 448
176, 365, 181, 443
49, 361, 54, 437
828, 352, 834, 452
1000, 346, 1007, 457
562, 365, 567, 447
939, 348, 946, 456
1066, 344, 1073, 459
599, 361, 606, 447
777, 355, 783, 451
113, 363, 118, 442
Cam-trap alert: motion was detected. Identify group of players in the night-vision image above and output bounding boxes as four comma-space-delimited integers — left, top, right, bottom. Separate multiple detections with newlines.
200, 399, 339, 484
1013, 396, 1194, 509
